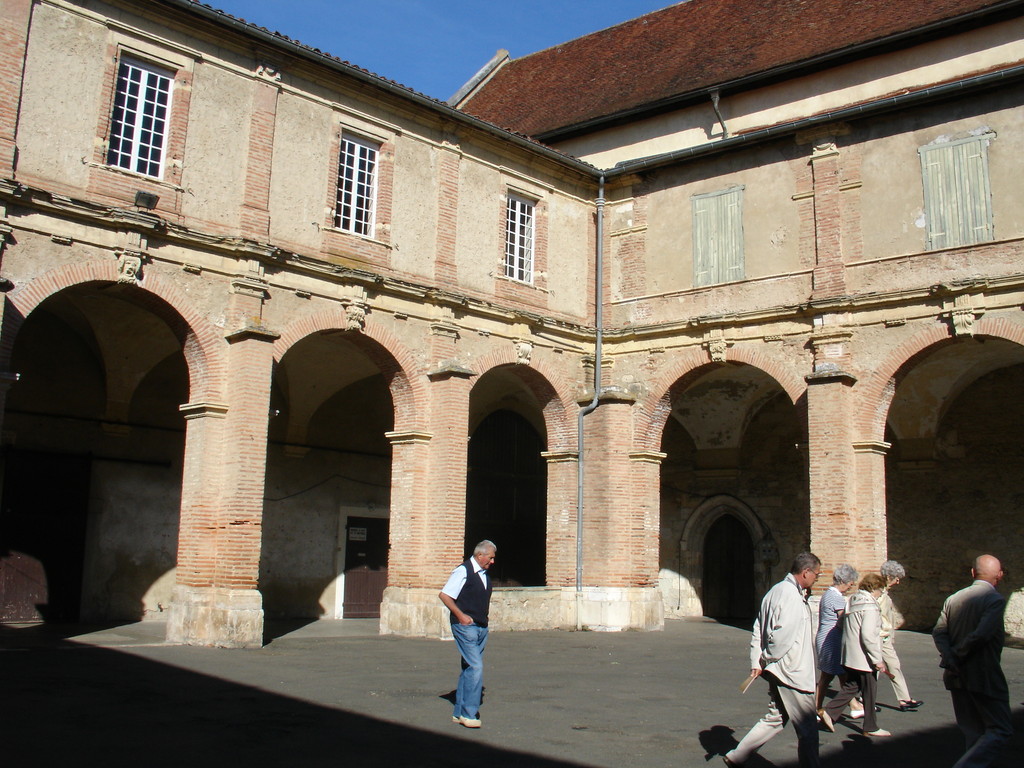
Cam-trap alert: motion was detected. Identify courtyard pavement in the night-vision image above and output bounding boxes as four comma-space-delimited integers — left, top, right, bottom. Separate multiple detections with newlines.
2, 617, 1022, 767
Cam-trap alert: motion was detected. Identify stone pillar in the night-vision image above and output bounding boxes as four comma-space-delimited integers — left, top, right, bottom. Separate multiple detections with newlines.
168, 275, 277, 648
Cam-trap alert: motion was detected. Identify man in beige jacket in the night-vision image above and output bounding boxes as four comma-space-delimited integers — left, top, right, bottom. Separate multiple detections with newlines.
724, 553, 822, 768
933, 554, 1012, 768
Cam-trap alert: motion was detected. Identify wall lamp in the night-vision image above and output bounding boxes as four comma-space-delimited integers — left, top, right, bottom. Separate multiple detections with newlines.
134, 190, 159, 209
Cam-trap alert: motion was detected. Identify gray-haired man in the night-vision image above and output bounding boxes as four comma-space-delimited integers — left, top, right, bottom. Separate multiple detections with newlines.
439, 540, 496, 728
725, 552, 822, 768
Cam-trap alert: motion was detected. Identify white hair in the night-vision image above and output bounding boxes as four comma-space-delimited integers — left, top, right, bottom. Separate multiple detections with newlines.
880, 560, 906, 580
473, 540, 496, 556
833, 563, 859, 585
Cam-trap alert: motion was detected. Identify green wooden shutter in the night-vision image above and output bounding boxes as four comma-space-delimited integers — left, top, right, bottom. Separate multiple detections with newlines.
692, 194, 714, 287
692, 187, 744, 287
920, 134, 993, 250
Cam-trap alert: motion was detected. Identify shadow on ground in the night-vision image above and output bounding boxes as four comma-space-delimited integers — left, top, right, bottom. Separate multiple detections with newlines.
0, 627, 585, 768
698, 703, 1024, 767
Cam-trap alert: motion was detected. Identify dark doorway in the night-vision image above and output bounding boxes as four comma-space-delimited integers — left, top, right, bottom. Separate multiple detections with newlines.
342, 516, 388, 618
0, 450, 92, 622
466, 409, 546, 586
702, 514, 756, 622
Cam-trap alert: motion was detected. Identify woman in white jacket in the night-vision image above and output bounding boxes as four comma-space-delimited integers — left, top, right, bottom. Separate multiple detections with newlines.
820, 572, 891, 737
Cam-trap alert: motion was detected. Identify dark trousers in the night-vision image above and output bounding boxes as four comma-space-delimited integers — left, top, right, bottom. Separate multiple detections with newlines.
825, 667, 879, 732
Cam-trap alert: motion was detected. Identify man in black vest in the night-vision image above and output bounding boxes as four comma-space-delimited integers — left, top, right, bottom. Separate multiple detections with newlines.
439, 540, 496, 728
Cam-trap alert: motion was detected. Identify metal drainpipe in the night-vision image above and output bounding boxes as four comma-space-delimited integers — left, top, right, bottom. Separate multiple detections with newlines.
576, 175, 605, 630
710, 89, 729, 138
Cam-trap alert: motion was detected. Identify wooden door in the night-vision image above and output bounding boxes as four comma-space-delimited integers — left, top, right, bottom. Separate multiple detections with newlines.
702, 514, 756, 621
342, 516, 388, 618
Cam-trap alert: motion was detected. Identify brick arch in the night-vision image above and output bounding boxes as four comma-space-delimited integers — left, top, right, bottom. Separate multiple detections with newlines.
634, 345, 803, 451
727, 346, 805, 404
856, 318, 1024, 442
2, 261, 225, 403
471, 348, 578, 451
273, 309, 425, 432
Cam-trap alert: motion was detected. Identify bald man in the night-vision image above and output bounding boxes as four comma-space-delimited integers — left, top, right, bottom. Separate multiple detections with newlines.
933, 554, 1012, 768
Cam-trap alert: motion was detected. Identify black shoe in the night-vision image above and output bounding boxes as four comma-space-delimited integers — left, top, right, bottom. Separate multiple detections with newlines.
898, 699, 923, 711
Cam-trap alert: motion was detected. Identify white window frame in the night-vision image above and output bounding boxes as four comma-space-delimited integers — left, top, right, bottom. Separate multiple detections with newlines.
919, 134, 995, 250
505, 193, 535, 283
106, 56, 173, 179
692, 186, 744, 287
335, 133, 379, 237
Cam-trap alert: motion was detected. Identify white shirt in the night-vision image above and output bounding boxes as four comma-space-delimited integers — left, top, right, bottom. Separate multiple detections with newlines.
441, 558, 488, 598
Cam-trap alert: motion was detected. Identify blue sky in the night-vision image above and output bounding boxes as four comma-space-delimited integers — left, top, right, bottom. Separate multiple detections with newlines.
204, 0, 679, 101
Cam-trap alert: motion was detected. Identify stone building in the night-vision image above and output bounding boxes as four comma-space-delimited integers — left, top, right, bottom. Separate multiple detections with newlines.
0, 0, 1021, 647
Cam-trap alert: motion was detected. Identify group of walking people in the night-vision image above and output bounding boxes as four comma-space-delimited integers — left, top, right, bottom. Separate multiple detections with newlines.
814, 560, 922, 737
724, 552, 1013, 768
436, 543, 1012, 768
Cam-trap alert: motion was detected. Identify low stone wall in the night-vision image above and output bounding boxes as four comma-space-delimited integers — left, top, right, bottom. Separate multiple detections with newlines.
380, 585, 665, 637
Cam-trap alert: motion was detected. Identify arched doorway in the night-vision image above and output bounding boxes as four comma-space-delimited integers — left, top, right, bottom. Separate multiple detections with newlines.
656, 361, 802, 618
466, 409, 546, 586
263, 329, 395, 620
883, 335, 1024, 632
702, 514, 756, 621
0, 282, 187, 623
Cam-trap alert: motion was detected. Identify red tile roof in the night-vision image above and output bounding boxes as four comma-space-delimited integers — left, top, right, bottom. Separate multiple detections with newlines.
459, 0, 1021, 138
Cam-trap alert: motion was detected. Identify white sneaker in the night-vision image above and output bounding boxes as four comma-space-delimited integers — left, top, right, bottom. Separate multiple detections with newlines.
459, 716, 482, 728
849, 708, 865, 719
865, 728, 891, 737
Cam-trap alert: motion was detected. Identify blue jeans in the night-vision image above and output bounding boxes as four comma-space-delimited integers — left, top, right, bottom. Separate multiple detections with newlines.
450, 622, 488, 719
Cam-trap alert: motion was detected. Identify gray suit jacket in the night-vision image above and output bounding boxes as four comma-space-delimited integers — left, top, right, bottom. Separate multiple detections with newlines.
932, 580, 1008, 698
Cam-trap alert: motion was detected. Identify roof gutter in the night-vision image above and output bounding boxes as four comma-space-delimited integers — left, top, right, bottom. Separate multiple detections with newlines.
606, 63, 1024, 178
157, 1, 597, 177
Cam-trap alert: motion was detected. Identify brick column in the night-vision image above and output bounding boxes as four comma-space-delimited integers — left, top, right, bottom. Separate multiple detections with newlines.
433, 140, 460, 287
541, 449, 578, 588
575, 389, 663, 630
809, 138, 845, 299
380, 354, 473, 637
805, 326, 886, 581
168, 276, 277, 647
853, 440, 891, 567
0, 0, 31, 175
239, 75, 280, 239
628, 450, 666, 587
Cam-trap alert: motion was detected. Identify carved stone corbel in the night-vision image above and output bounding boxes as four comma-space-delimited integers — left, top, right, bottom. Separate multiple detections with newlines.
704, 337, 729, 363
513, 338, 533, 365
345, 302, 367, 332
949, 293, 982, 336
116, 249, 146, 284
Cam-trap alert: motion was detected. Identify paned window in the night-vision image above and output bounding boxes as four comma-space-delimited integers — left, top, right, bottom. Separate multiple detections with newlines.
335, 133, 379, 236
106, 57, 173, 179
920, 134, 995, 250
692, 187, 744, 287
505, 194, 535, 283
